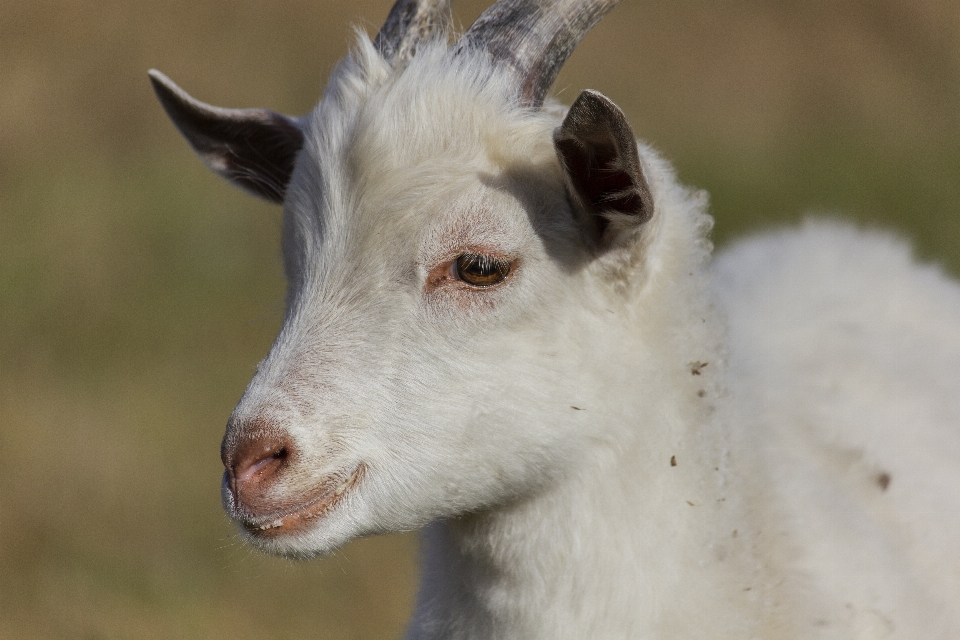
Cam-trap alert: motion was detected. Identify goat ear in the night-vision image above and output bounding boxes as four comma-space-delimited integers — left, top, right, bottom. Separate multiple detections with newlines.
553, 90, 653, 248
148, 69, 305, 204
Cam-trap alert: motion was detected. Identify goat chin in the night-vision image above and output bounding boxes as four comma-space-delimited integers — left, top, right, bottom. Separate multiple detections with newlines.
153, 1, 960, 638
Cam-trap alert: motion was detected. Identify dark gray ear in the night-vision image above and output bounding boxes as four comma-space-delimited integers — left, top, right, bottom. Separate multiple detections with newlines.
148, 69, 305, 204
553, 90, 653, 246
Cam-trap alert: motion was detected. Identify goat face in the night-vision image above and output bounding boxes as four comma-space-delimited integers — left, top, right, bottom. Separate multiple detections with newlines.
225, 58, 608, 558
151, 0, 654, 557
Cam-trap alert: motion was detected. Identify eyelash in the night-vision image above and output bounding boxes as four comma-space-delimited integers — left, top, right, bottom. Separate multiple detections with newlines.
452, 253, 513, 287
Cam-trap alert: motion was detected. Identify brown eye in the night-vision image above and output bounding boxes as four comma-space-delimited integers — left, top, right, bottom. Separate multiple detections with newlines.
455, 253, 511, 287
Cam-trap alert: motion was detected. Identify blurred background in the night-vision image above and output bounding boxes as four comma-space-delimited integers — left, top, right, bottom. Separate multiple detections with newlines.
1, 0, 958, 637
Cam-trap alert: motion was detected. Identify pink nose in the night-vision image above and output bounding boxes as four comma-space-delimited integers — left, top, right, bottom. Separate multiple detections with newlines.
221, 427, 294, 513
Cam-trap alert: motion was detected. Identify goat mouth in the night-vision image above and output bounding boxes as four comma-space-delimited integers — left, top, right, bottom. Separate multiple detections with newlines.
236, 463, 365, 538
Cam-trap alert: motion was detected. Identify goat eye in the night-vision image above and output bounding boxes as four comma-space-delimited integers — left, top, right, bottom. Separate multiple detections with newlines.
454, 253, 511, 287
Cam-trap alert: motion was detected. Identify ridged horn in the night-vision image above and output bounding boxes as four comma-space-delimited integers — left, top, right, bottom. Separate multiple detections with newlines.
375, 0, 454, 65
458, 0, 620, 108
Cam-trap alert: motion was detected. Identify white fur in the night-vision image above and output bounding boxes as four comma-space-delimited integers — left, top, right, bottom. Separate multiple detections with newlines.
224, 33, 960, 639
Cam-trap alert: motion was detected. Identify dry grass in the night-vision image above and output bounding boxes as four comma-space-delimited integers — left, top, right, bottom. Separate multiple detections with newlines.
2, 0, 958, 637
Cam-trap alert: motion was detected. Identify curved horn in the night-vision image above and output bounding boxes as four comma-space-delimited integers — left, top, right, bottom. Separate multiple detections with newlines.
375, 0, 454, 65
458, 0, 620, 108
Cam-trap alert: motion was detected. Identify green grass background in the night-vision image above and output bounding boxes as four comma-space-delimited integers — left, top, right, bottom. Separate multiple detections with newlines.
1, 0, 958, 637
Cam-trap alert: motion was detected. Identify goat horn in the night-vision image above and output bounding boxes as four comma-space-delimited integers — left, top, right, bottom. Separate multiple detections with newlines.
459, 0, 619, 108
375, 0, 454, 65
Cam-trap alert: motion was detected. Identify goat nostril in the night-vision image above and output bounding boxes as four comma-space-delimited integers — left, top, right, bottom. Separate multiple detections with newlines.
236, 445, 284, 482
229, 436, 294, 490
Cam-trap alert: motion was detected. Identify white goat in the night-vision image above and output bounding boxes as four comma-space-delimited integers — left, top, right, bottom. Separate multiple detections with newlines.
150, 0, 960, 637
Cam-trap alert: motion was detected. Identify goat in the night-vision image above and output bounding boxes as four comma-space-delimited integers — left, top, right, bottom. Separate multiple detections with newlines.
150, 0, 960, 637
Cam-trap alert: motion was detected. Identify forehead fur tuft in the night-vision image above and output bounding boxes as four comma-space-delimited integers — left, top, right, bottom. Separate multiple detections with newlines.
309, 33, 560, 178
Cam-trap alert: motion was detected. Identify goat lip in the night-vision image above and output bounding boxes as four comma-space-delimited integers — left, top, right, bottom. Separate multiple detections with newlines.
236, 463, 365, 538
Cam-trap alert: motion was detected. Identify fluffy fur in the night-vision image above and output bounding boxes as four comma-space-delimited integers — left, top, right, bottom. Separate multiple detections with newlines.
168, 25, 960, 640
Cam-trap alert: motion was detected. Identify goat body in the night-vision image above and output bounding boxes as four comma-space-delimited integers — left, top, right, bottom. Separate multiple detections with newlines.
151, 1, 960, 637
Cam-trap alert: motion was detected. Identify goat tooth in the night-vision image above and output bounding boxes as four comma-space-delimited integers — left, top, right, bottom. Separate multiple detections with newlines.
259, 518, 283, 530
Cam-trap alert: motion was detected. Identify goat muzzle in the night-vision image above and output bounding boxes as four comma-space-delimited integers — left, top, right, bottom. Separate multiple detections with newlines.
221, 425, 295, 517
